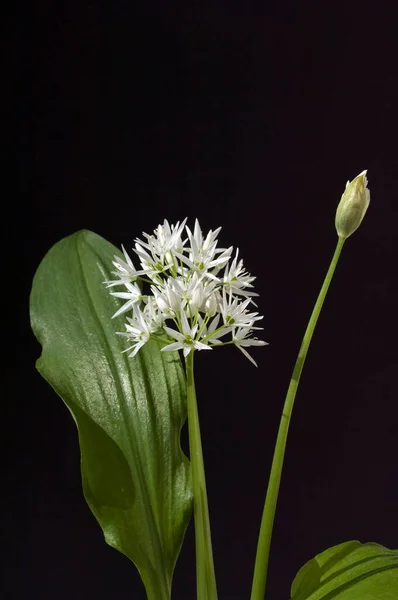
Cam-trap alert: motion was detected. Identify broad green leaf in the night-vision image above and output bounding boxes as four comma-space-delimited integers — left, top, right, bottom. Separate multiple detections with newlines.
30, 230, 192, 600
291, 540, 398, 600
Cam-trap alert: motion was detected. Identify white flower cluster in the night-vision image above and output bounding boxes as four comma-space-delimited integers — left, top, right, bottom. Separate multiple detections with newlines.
105, 219, 267, 366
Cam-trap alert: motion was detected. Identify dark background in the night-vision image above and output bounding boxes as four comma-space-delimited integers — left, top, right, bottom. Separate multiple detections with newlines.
11, 1, 398, 599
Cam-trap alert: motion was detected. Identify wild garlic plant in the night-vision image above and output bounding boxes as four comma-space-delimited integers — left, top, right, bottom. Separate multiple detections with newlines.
31, 169, 398, 600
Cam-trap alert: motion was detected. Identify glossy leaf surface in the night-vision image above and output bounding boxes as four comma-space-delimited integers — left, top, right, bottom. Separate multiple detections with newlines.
30, 230, 192, 600
291, 540, 398, 600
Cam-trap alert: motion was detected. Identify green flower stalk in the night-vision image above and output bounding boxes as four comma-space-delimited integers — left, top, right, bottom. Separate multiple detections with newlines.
186, 350, 218, 600
250, 170, 370, 600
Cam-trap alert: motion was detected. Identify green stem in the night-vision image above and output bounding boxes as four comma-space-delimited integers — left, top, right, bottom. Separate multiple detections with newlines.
250, 237, 345, 600
185, 350, 218, 600
141, 571, 171, 600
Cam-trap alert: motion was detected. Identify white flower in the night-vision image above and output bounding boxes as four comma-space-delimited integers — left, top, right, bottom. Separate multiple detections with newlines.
134, 241, 174, 279
143, 297, 165, 330
222, 248, 258, 299
220, 291, 263, 329
104, 245, 146, 288
110, 282, 143, 319
117, 305, 155, 358
232, 327, 268, 367
161, 309, 212, 357
158, 272, 208, 312
176, 219, 233, 277
151, 280, 182, 315
136, 218, 187, 263
188, 219, 222, 258
199, 314, 232, 345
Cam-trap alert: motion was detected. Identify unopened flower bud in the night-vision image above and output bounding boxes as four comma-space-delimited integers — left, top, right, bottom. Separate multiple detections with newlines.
166, 287, 182, 313
335, 170, 370, 239
191, 281, 205, 311
205, 294, 218, 317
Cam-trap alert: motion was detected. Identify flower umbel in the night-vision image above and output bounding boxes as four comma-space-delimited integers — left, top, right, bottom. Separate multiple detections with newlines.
105, 219, 267, 365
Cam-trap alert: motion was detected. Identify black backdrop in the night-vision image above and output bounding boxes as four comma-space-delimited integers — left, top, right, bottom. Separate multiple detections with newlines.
11, 1, 398, 599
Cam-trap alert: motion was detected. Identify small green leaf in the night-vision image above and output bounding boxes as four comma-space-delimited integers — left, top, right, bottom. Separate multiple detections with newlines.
291, 540, 398, 600
30, 230, 192, 600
